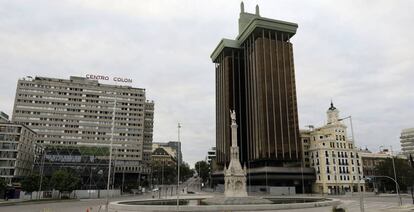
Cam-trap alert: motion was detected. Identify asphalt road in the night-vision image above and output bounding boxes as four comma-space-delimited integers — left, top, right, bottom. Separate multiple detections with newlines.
0, 193, 413, 212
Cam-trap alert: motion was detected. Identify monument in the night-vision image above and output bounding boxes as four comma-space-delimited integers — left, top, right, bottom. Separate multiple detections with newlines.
203, 110, 272, 205
224, 110, 248, 197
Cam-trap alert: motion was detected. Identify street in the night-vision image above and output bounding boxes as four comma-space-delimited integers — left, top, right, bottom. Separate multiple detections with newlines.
0, 193, 413, 212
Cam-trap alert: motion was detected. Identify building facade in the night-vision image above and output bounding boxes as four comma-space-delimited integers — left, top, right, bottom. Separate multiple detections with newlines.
207, 147, 216, 164
11, 76, 154, 186
151, 147, 176, 167
210, 3, 314, 191
0, 116, 37, 183
152, 141, 182, 163
400, 128, 414, 157
0, 112, 9, 122
301, 103, 365, 194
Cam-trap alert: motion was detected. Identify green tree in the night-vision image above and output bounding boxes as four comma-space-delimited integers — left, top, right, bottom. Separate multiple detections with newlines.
21, 174, 40, 199
0, 178, 7, 197
374, 158, 414, 192
151, 161, 177, 185
50, 169, 80, 198
151, 161, 194, 185
179, 162, 194, 182
195, 160, 210, 183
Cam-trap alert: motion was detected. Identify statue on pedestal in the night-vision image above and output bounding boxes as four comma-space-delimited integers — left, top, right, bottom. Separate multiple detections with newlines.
224, 110, 248, 197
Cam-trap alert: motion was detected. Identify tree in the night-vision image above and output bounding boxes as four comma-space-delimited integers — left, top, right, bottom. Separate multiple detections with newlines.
179, 162, 194, 182
151, 161, 194, 186
151, 161, 178, 185
0, 178, 7, 197
50, 169, 80, 198
374, 158, 414, 192
195, 160, 210, 183
21, 174, 40, 199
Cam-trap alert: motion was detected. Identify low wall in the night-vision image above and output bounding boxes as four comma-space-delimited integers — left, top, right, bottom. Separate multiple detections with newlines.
269, 186, 296, 195
109, 196, 341, 212
19, 189, 121, 200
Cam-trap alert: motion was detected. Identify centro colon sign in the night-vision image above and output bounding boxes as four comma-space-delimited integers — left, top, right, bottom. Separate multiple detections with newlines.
86, 74, 132, 83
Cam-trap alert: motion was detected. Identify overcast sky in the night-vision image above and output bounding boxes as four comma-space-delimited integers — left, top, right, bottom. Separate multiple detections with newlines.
0, 0, 413, 167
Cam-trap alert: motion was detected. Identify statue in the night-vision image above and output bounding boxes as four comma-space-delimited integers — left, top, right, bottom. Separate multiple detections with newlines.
230, 110, 236, 123
224, 110, 247, 197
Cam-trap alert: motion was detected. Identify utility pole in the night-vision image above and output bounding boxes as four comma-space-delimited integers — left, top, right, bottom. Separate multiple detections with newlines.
176, 123, 181, 211
106, 97, 117, 212
38, 147, 46, 200
339, 116, 364, 212
390, 146, 402, 206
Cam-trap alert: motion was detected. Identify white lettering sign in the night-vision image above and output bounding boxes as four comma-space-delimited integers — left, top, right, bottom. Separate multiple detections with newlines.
86, 74, 132, 83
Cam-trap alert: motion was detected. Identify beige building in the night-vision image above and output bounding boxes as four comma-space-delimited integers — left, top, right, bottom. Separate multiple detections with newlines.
152, 141, 182, 163
0, 113, 37, 183
11, 76, 154, 175
151, 147, 176, 167
360, 149, 390, 177
301, 102, 365, 194
400, 128, 414, 157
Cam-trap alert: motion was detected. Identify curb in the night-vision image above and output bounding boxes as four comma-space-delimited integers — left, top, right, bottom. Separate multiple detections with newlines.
0, 199, 79, 207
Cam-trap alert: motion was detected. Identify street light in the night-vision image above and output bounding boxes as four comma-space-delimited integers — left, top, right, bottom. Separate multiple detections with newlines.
338, 115, 364, 212
106, 97, 117, 212
176, 123, 181, 211
38, 146, 46, 200
366, 176, 402, 206
379, 145, 402, 206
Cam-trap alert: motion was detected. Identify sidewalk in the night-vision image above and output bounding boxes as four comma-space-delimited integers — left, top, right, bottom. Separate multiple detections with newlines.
0, 198, 79, 207
382, 204, 414, 211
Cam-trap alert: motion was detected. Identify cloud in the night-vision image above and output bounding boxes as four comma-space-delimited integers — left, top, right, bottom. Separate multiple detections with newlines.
0, 0, 413, 166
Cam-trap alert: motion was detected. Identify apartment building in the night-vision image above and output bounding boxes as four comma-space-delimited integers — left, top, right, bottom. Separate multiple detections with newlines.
401, 128, 414, 157
11, 76, 154, 186
301, 102, 365, 194
0, 113, 37, 183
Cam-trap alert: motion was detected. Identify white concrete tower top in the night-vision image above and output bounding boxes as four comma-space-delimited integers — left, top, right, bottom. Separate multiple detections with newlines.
327, 101, 340, 124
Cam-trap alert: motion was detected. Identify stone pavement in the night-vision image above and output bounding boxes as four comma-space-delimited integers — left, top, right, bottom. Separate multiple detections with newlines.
0, 192, 413, 212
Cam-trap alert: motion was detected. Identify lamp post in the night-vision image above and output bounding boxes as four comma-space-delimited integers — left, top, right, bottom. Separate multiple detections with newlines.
176, 123, 181, 211
338, 116, 364, 212
38, 146, 46, 200
301, 159, 305, 194
369, 176, 402, 205
106, 97, 117, 212
379, 145, 402, 206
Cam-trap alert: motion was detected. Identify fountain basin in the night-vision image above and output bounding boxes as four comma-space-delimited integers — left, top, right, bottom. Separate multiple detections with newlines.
109, 195, 341, 211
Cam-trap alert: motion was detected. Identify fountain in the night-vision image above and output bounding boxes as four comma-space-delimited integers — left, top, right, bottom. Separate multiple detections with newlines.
107, 111, 340, 211
202, 110, 272, 205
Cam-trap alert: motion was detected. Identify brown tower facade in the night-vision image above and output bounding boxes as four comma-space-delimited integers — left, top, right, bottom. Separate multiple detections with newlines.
211, 3, 314, 190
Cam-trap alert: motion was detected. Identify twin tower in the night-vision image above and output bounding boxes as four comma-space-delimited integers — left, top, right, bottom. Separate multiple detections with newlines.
210, 3, 312, 189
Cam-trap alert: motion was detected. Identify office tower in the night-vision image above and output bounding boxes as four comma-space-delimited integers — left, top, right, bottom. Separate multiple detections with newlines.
210, 3, 313, 191
401, 128, 414, 157
12, 76, 154, 188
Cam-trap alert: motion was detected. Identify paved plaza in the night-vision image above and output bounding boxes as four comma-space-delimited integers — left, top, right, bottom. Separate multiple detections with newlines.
0, 192, 413, 212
